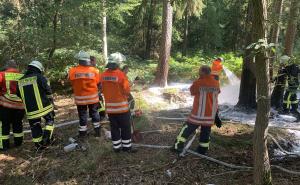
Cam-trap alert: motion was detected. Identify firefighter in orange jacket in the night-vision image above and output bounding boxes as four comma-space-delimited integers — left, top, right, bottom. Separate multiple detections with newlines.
100, 52, 136, 153
172, 66, 221, 155
211, 57, 224, 80
0, 60, 25, 151
69, 51, 101, 138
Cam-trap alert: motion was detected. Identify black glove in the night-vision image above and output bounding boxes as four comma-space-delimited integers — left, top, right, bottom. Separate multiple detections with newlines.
215, 111, 222, 128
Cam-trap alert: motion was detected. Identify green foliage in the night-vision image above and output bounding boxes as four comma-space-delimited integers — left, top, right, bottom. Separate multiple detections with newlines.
220, 52, 243, 77
124, 56, 157, 83
45, 49, 104, 82
174, 0, 205, 18
124, 52, 243, 84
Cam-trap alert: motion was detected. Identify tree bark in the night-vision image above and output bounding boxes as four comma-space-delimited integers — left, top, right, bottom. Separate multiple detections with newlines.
145, 0, 156, 59
48, 9, 58, 60
237, 52, 257, 109
284, 0, 300, 56
269, 0, 284, 79
252, 0, 272, 184
237, 1, 256, 109
102, 0, 108, 63
182, 9, 189, 56
154, 0, 173, 87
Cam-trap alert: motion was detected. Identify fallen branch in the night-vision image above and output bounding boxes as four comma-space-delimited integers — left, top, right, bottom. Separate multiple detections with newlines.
133, 143, 300, 175
203, 169, 250, 179
268, 133, 300, 157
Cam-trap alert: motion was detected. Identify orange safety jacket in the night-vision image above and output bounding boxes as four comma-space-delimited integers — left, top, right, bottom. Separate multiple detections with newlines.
100, 69, 130, 114
69, 65, 100, 105
0, 68, 24, 109
211, 60, 223, 76
187, 75, 220, 126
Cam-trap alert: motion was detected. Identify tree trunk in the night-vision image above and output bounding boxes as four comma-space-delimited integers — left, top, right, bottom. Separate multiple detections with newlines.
284, 0, 300, 56
154, 0, 173, 87
269, 0, 284, 79
48, 10, 58, 60
252, 0, 272, 184
237, 52, 257, 109
145, 0, 156, 59
102, 0, 108, 63
237, 1, 256, 109
182, 9, 188, 56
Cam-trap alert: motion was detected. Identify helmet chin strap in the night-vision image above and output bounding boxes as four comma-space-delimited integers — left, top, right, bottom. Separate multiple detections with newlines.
79, 60, 91, 66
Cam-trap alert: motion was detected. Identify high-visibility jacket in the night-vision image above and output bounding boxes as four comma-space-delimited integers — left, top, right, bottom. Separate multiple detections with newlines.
69, 65, 100, 105
17, 67, 53, 120
187, 75, 220, 126
100, 69, 130, 114
0, 68, 24, 109
211, 60, 223, 76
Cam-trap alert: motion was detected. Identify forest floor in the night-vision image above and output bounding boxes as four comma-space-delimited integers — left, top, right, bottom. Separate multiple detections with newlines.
1, 94, 300, 185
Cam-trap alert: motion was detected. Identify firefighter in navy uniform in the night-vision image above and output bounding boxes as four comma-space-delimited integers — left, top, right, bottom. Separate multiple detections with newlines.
0, 60, 25, 151
281, 57, 300, 117
172, 66, 221, 155
17, 61, 55, 150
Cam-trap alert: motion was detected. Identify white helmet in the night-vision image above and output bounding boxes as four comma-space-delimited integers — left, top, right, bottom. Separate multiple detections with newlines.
29, 60, 44, 72
74, 51, 90, 62
216, 57, 224, 62
108, 52, 126, 65
279, 55, 290, 64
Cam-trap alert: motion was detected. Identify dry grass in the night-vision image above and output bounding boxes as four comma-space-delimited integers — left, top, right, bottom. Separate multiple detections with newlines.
1, 96, 300, 185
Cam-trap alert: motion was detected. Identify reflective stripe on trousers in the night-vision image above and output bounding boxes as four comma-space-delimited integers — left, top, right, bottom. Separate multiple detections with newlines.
112, 139, 122, 149
0, 121, 9, 149
122, 139, 132, 148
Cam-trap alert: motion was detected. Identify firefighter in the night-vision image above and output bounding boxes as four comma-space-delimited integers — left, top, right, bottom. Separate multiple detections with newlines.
0, 60, 25, 151
69, 51, 101, 138
271, 55, 290, 109
100, 52, 136, 153
211, 57, 224, 80
17, 61, 55, 150
90, 55, 106, 121
281, 56, 300, 117
172, 66, 221, 155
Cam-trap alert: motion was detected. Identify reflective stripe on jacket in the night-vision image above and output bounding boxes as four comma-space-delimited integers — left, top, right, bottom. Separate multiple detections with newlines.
187, 75, 220, 126
100, 69, 130, 114
69, 65, 100, 105
0, 69, 24, 109
211, 60, 223, 75
18, 76, 53, 120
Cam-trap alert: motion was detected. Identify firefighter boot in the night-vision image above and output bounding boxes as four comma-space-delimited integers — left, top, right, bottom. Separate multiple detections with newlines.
94, 127, 101, 138
171, 140, 185, 154
43, 124, 55, 146
14, 135, 23, 147
196, 146, 208, 155
78, 131, 87, 141
0, 139, 10, 151
122, 147, 138, 153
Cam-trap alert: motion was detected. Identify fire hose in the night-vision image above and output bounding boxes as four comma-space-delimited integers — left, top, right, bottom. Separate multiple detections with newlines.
20, 117, 300, 175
